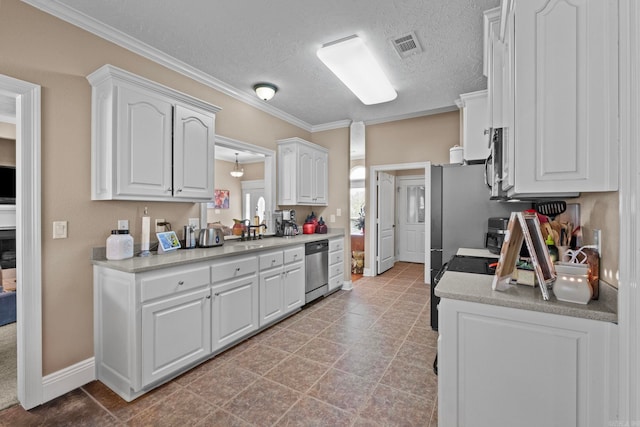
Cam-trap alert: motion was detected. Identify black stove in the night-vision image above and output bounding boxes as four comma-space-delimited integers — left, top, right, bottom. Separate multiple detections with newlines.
430, 255, 497, 331
445, 255, 498, 276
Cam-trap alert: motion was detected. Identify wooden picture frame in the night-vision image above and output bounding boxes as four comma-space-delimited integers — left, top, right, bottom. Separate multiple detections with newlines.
492, 211, 556, 300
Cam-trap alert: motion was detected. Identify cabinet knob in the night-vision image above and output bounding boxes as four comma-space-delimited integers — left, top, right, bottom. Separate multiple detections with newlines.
214, 292, 220, 297
235, 267, 241, 272
178, 280, 184, 285
167, 187, 173, 192
206, 295, 211, 299
176, 188, 183, 193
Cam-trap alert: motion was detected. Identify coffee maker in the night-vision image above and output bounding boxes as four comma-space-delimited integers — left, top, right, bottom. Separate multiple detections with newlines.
274, 209, 297, 236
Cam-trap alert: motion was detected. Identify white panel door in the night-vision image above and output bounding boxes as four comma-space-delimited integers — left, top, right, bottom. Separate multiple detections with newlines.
259, 268, 284, 327
173, 104, 215, 200
211, 275, 259, 352
397, 177, 425, 264
141, 288, 211, 387
283, 261, 305, 313
377, 171, 395, 274
116, 85, 173, 198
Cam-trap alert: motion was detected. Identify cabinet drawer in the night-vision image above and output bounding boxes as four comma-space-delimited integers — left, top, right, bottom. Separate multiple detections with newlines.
283, 246, 304, 265
140, 265, 210, 302
211, 255, 258, 284
329, 238, 344, 252
329, 262, 344, 279
328, 274, 343, 292
329, 250, 343, 266
259, 251, 284, 270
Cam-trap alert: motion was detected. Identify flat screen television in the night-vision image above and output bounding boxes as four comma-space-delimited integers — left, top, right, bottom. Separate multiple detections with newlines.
0, 166, 16, 204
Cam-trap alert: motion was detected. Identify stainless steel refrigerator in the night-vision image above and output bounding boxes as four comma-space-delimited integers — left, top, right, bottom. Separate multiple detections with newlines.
429, 163, 530, 329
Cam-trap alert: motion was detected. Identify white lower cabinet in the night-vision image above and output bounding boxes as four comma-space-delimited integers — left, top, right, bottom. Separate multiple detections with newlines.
328, 237, 344, 292
141, 287, 211, 387
93, 239, 331, 401
259, 246, 305, 327
210, 254, 259, 351
211, 274, 259, 352
438, 298, 618, 427
93, 262, 212, 401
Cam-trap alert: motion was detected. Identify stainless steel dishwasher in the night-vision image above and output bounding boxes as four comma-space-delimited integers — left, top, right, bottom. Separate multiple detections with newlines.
305, 240, 328, 303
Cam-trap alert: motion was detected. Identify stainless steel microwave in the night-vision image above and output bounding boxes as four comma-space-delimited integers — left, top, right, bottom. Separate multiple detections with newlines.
484, 127, 506, 200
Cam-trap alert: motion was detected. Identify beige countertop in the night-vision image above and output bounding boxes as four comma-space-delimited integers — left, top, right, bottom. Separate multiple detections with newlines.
435, 270, 617, 323
91, 231, 344, 273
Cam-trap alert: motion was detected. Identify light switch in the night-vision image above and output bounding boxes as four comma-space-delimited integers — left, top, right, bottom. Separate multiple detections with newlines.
53, 221, 68, 239
188, 218, 200, 229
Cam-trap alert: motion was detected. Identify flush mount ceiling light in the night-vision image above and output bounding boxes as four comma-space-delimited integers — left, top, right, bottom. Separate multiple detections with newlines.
317, 35, 397, 105
253, 83, 278, 101
230, 153, 244, 178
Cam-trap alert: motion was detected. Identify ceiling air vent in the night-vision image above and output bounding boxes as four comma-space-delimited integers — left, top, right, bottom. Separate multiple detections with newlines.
391, 32, 422, 58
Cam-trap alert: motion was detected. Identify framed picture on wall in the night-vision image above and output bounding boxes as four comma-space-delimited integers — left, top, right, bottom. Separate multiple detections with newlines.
209, 189, 230, 209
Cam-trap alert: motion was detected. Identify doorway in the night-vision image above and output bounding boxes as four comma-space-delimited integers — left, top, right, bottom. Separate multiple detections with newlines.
368, 162, 431, 283
0, 74, 43, 409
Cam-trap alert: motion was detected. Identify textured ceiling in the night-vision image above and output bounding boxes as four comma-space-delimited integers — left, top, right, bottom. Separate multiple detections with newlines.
25, 0, 499, 129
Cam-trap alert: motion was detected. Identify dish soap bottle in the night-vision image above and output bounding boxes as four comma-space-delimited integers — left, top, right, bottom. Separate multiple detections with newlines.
545, 234, 559, 263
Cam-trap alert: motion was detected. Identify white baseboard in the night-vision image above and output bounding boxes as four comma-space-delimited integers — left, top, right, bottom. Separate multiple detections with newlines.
363, 268, 373, 277
42, 357, 95, 403
341, 280, 353, 291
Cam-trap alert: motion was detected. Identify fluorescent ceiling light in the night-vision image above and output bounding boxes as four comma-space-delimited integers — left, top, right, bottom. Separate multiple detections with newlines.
317, 35, 397, 105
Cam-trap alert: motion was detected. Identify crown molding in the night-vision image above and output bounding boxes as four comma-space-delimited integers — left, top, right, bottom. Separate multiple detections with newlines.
21, 0, 313, 132
311, 119, 353, 132
364, 105, 459, 126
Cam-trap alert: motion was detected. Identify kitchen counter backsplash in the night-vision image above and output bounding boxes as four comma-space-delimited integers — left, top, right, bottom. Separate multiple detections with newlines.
91, 230, 344, 273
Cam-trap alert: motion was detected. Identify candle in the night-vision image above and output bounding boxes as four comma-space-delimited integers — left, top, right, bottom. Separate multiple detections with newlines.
141, 208, 150, 252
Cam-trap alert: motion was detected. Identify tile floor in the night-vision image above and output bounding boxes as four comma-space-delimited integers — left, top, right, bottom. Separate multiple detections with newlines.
0, 262, 438, 426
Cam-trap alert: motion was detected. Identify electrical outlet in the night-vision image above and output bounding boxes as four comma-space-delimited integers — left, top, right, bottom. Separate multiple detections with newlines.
188, 218, 200, 229
593, 229, 602, 255
53, 221, 68, 239
155, 218, 166, 233
118, 219, 129, 230
336, 208, 342, 217
330, 214, 336, 223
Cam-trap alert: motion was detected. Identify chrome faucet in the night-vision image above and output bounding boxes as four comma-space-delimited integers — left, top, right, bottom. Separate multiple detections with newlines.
240, 219, 251, 241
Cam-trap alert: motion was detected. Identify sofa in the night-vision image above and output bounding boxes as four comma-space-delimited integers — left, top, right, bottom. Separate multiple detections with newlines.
0, 289, 16, 326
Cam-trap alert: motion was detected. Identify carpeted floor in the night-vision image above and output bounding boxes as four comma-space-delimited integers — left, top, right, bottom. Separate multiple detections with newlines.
0, 322, 18, 410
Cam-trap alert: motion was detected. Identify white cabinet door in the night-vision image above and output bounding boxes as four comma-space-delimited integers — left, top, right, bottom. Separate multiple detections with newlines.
312, 149, 328, 204
509, 0, 618, 194
438, 298, 617, 427
211, 274, 259, 352
276, 138, 329, 206
297, 145, 314, 204
116, 84, 173, 198
283, 261, 304, 313
173, 104, 215, 200
141, 287, 211, 387
259, 267, 284, 327
457, 91, 490, 161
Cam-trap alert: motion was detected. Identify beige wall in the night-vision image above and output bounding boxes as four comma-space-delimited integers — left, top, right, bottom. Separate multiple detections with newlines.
0, 122, 16, 139
363, 112, 460, 267
206, 160, 266, 227
206, 159, 243, 227
0, 137, 16, 166
567, 191, 619, 288
0, 0, 311, 374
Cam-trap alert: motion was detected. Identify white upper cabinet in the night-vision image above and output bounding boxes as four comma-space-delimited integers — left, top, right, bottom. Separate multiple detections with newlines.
456, 90, 490, 161
277, 138, 328, 206
493, 0, 618, 196
88, 65, 220, 202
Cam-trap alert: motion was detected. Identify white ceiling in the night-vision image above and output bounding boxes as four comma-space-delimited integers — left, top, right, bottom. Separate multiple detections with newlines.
23, 0, 499, 130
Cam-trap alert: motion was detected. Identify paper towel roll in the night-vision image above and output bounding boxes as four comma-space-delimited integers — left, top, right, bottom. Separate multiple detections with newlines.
141, 214, 150, 252
450, 145, 464, 164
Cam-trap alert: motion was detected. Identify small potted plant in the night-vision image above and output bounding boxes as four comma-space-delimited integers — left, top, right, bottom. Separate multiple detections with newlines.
355, 206, 365, 234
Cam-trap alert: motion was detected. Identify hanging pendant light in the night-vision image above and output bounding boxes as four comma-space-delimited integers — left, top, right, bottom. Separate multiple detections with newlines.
230, 153, 244, 178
